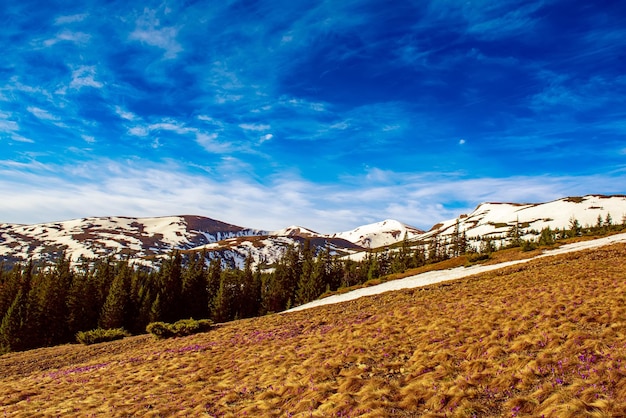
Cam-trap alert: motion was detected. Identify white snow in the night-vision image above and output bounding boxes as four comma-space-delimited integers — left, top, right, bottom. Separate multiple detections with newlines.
285, 232, 626, 313
272, 225, 319, 237
427, 195, 626, 243
333, 219, 422, 248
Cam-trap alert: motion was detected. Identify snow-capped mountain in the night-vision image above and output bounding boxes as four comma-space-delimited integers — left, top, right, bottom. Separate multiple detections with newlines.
0, 215, 265, 266
423, 195, 626, 248
1, 195, 625, 268
332, 219, 424, 248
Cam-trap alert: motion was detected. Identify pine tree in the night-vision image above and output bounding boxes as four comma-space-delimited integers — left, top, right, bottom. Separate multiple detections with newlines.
341, 259, 359, 288
0, 263, 32, 353
366, 252, 380, 281
428, 236, 441, 262
206, 258, 222, 315
158, 251, 183, 323
38, 254, 73, 346
507, 217, 522, 248
239, 256, 260, 318
149, 293, 162, 323
99, 262, 132, 329
538, 227, 555, 246
212, 270, 240, 322
0, 264, 22, 322
296, 240, 316, 305
568, 216, 582, 237
66, 265, 101, 336
181, 251, 208, 319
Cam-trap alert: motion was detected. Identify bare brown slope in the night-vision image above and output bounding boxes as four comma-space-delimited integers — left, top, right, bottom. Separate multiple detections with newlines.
2, 244, 626, 417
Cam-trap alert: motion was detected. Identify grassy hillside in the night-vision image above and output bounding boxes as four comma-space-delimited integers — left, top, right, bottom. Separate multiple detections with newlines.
2, 244, 626, 417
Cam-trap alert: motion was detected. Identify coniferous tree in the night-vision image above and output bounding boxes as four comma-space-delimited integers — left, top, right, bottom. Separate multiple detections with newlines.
99, 261, 132, 329
428, 236, 441, 262
66, 265, 100, 335
212, 269, 241, 322
568, 216, 582, 237
0, 264, 22, 322
158, 251, 183, 323
341, 259, 360, 288
206, 258, 222, 315
296, 240, 316, 305
0, 262, 32, 352
366, 252, 380, 281
538, 227, 556, 246
149, 293, 163, 323
507, 217, 522, 248
181, 251, 209, 319
37, 254, 73, 346
239, 256, 260, 318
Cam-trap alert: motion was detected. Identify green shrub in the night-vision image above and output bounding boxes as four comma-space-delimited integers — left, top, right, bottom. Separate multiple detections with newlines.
521, 239, 538, 252
76, 328, 130, 345
146, 318, 213, 339
145, 321, 174, 339
466, 253, 490, 263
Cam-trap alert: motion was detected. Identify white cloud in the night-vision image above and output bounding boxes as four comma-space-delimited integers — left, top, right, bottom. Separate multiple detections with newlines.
260, 133, 273, 143
27, 106, 59, 121
148, 121, 192, 134
115, 106, 137, 121
239, 123, 270, 131
3, 159, 622, 233
459, 139, 466, 145
129, 9, 182, 59
128, 126, 149, 137
43, 30, 90, 47
10, 134, 34, 143
0, 117, 19, 132
54, 14, 88, 25
196, 133, 230, 153
70, 66, 103, 90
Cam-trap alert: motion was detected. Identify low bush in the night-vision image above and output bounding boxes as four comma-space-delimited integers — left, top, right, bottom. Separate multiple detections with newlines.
146, 318, 213, 339
521, 239, 538, 252
76, 328, 130, 345
466, 252, 490, 263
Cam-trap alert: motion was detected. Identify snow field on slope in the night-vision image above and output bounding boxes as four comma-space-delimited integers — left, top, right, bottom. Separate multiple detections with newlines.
286, 232, 626, 313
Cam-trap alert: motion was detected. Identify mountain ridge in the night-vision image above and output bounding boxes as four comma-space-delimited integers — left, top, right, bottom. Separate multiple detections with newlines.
1, 194, 625, 268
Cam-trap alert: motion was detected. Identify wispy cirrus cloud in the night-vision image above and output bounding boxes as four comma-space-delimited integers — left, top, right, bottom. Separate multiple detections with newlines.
43, 30, 91, 47
1, 158, 624, 233
27, 106, 59, 121
69, 66, 103, 90
129, 8, 182, 59
54, 14, 88, 25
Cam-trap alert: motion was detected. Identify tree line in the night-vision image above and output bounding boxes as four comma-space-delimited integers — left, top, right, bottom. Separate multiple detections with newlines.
2, 214, 624, 354
0, 237, 428, 354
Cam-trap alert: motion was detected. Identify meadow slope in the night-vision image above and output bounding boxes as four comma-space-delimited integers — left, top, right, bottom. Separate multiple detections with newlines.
2, 244, 626, 417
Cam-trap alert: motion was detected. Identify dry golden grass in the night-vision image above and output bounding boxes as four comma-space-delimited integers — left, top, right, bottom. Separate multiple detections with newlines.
2, 243, 626, 417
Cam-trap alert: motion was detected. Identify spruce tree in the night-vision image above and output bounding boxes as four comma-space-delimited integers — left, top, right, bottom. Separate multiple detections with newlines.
240, 256, 260, 318
206, 258, 222, 315
99, 262, 132, 330
181, 251, 208, 319
0, 263, 32, 353
158, 251, 183, 323
296, 240, 315, 305
38, 254, 73, 346
0, 263, 25, 321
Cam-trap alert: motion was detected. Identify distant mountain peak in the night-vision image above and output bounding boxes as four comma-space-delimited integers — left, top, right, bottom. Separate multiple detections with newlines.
2, 194, 626, 269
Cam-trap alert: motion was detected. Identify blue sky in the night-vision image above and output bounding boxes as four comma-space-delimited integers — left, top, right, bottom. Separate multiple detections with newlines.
1, 0, 625, 233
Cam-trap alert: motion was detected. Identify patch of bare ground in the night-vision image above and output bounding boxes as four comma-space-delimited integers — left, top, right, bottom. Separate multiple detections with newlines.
2, 244, 626, 417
